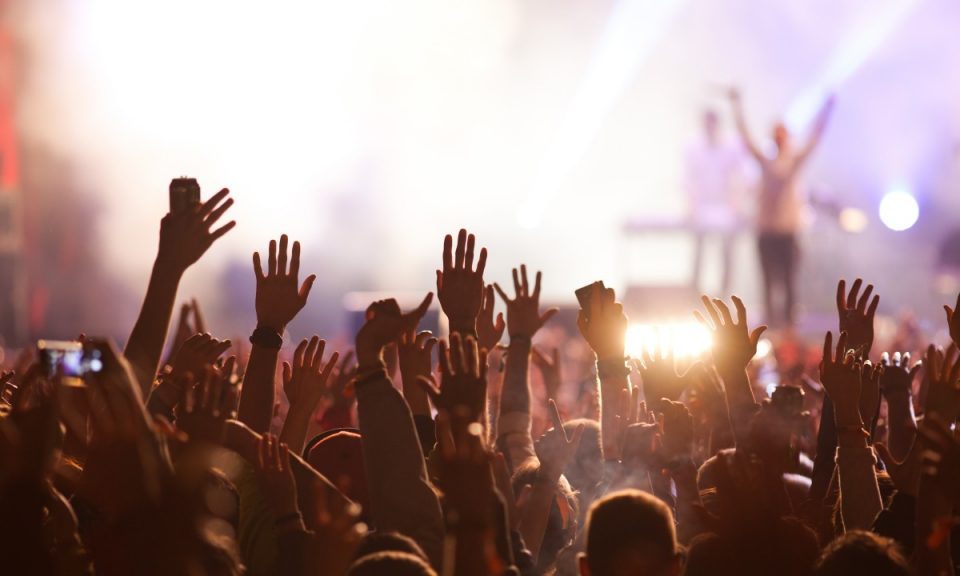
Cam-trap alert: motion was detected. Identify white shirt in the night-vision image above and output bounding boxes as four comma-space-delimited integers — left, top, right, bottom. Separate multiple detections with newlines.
685, 139, 745, 232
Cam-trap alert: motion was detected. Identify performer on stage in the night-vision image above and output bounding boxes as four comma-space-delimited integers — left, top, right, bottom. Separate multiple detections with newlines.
729, 88, 835, 327
685, 108, 745, 294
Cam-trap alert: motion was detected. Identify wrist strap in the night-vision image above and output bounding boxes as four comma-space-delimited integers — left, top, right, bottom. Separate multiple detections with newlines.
597, 357, 631, 379
249, 327, 283, 350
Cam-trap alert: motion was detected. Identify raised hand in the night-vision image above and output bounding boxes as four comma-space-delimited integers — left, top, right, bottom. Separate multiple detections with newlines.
576, 284, 626, 360
419, 333, 488, 425
531, 346, 562, 401
176, 366, 240, 446
397, 330, 437, 416
437, 229, 487, 334
918, 419, 960, 503
695, 295, 766, 376
819, 331, 864, 428
255, 433, 300, 519
169, 333, 232, 379
657, 398, 694, 462
945, 292, 960, 348
836, 279, 879, 357
880, 351, 921, 397
166, 299, 207, 365
494, 265, 558, 340
635, 344, 688, 403
355, 294, 433, 370
476, 284, 505, 351
157, 187, 235, 274
282, 336, 339, 415
535, 400, 585, 482
253, 234, 315, 333
922, 344, 960, 424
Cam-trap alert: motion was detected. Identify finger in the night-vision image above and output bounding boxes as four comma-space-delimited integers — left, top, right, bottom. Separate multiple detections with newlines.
209, 370, 224, 417
455, 229, 467, 269
512, 268, 521, 298
290, 241, 301, 279
210, 340, 232, 361
282, 362, 292, 386
435, 410, 456, 459
701, 295, 722, 328
305, 336, 320, 369
881, 352, 890, 368
867, 295, 880, 319
693, 310, 713, 331
465, 233, 476, 271
294, 338, 308, 369
451, 332, 466, 375
416, 375, 442, 406
493, 283, 511, 304
520, 265, 529, 297
199, 188, 230, 217
314, 340, 327, 371
320, 352, 339, 384
476, 247, 487, 277
405, 293, 434, 328
836, 280, 846, 313
944, 345, 958, 384
438, 339, 453, 376
823, 331, 833, 365
837, 331, 849, 361
749, 326, 767, 347
298, 274, 316, 303
442, 234, 453, 271
539, 308, 559, 328
712, 299, 734, 327
856, 284, 874, 313
731, 295, 748, 327
208, 221, 236, 243
548, 399, 567, 441
847, 278, 863, 309
253, 252, 265, 279
268, 239, 277, 277
532, 270, 542, 301
192, 298, 207, 334
204, 197, 234, 228
465, 336, 479, 379
277, 234, 289, 276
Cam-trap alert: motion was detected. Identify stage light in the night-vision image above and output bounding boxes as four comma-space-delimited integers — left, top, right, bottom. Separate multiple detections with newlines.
625, 321, 713, 360
879, 189, 919, 231
838, 208, 868, 233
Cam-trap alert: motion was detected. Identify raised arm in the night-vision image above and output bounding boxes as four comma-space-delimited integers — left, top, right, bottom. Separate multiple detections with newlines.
576, 284, 630, 461
796, 94, 836, 165
494, 266, 558, 468
437, 228, 487, 337
728, 89, 765, 163
125, 187, 234, 395
238, 234, 315, 433
279, 336, 339, 454
819, 331, 883, 532
354, 294, 445, 569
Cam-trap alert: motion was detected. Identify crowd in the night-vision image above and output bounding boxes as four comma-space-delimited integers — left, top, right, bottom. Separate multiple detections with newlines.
1, 188, 960, 576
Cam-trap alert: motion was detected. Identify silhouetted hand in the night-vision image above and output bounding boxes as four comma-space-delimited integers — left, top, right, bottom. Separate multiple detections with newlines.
922, 344, 960, 425
820, 331, 865, 428
945, 293, 960, 349
398, 330, 437, 415
253, 234, 315, 332
169, 333, 232, 379
695, 295, 766, 376
255, 433, 299, 517
437, 229, 487, 334
635, 345, 689, 402
356, 295, 433, 370
836, 279, 879, 357
576, 284, 626, 361
880, 351, 921, 398
476, 285, 505, 351
157, 188, 235, 274
918, 419, 960, 503
657, 398, 694, 461
167, 299, 207, 364
282, 336, 339, 416
176, 366, 240, 446
535, 400, 584, 482
419, 333, 488, 425
495, 265, 558, 340
532, 346, 562, 401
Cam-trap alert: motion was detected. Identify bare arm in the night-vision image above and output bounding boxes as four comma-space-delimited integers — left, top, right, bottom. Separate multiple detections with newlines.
238, 235, 315, 433
796, 95, 836, 166
729, 90, 765, 163
125, 188, 235, 395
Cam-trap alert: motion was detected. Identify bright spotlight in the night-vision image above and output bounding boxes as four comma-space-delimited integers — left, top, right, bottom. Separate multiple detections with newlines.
878, 189, 919, 231
625, 322, 713, 360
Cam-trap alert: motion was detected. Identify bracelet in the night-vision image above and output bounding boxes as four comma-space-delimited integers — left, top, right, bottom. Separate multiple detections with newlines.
249, 326, 283, 350
353, 366, 388, 388
597, 357, 631, 379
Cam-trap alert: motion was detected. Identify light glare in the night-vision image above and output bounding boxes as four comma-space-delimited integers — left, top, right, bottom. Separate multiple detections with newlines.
878, 190, 919, 231
625, 322, 713, 360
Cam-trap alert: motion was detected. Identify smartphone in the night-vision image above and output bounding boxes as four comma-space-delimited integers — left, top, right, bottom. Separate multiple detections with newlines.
575, 281, 605, 320
169, 177, 201, 213
37, 340, 105, 387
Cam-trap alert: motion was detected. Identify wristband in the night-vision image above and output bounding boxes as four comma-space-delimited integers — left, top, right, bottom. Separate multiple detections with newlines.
249, 326, 283, 350
597, 357, 631, 379
353, 366, 388, 388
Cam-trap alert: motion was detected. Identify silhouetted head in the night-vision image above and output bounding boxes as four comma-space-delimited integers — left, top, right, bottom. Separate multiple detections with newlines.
578, 489, 682, 576
703, 109, 720, 140
348, 551, 436, 576
815, 531, 911, 576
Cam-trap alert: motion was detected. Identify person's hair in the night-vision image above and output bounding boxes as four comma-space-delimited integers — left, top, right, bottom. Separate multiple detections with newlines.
815, 530, 911, 576
354, 531, 428, 563
348, 551, 437, 576
583, 489, 678, 576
